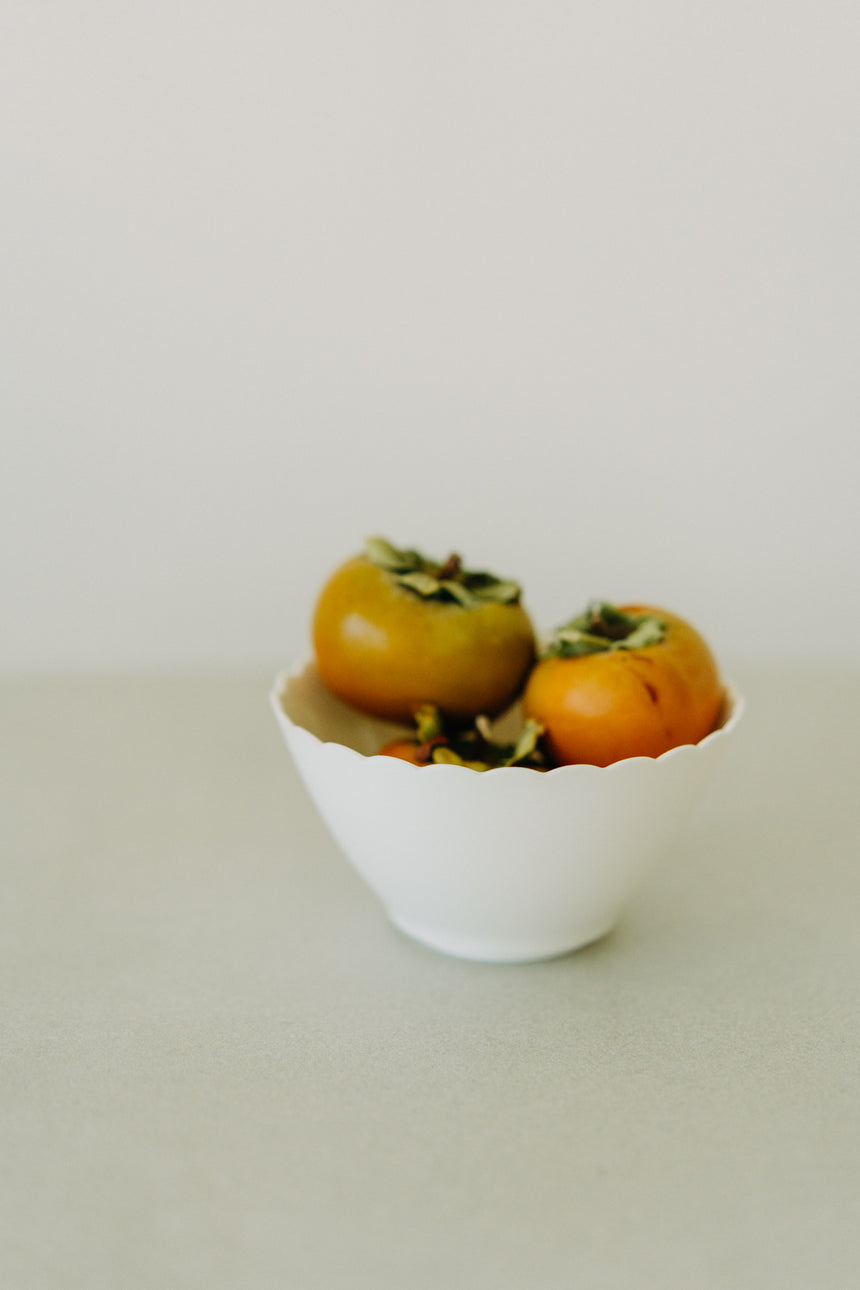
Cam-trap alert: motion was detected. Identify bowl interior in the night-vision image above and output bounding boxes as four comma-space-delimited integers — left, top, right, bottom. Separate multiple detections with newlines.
278, 661, 410, 756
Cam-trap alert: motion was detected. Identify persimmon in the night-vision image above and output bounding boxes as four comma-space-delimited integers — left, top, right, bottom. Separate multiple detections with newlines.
313, 538, 535, 723
378, 705, 548, 771
378, 740, 430, 766
523, 601, 723, 767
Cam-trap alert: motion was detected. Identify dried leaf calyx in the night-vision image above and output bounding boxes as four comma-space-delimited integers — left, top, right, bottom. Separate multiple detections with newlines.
400, 704, 548, 771
364, 537, 521, 607
543, 601, 666, 660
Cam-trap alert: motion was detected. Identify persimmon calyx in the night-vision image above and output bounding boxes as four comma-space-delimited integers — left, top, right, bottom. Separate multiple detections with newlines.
501, 718, 546, 768
413, 703, 444, 744
402, 704, 548, 770
542, 601, 666, 660
364, 537, 521, 607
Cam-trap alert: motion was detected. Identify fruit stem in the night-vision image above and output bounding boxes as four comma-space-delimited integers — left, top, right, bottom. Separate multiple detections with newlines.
435, 553, 462, 581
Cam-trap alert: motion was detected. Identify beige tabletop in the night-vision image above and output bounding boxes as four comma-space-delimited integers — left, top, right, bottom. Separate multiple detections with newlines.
2, 669, 858, 1289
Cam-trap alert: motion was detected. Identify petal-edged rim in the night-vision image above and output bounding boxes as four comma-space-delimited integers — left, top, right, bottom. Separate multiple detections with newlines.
270, 660, 745, 779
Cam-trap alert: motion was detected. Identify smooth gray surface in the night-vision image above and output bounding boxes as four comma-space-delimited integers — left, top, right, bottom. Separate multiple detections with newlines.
2, 671, 859, 1289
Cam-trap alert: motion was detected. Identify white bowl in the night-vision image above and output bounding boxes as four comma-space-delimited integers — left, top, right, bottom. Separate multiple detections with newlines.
271, 660, 744, 963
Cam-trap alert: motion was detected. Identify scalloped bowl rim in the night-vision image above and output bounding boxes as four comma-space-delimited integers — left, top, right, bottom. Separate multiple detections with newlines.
271, 660, 745, 778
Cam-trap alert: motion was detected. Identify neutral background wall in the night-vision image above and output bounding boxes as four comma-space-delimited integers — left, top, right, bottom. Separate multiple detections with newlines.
3, 1, 858, 674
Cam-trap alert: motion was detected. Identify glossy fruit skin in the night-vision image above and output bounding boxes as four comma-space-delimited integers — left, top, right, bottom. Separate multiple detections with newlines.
523, 605, 723, 767
313, 556, 535, 723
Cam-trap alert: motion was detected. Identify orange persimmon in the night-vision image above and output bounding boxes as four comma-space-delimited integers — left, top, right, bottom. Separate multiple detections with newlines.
313, 538, 535, 724
523, 601, 723, 767
378, 739, 427, 765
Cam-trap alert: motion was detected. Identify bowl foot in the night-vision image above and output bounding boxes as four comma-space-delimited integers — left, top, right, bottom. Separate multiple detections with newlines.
388, 914, 617, 964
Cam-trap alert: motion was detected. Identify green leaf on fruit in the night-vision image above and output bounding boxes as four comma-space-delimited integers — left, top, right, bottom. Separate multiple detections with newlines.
543, 603, 666, 659
365, 537, 522, 608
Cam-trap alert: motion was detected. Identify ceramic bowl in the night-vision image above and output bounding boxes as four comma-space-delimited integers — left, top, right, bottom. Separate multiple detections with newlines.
271, 660, 744, 963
